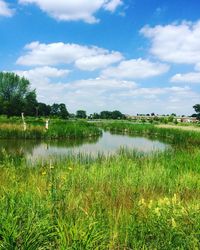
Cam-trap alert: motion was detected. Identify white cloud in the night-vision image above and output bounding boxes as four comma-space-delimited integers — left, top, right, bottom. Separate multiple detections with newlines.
117, 86, 191, 98
73, 84, 198, 115
75, 52, 123, 71
171, 72, 200, 84
108, 86, 199, 115
12, 66, 198, 115
141, 21, 200, 65
16, 41, 123, 70
15, 66, 70, 89
15, 66, 70, 79
19, 0, 123, 23
101, 58, 170, 79
0, 0, 14, 17
15, 67, 137, 96
71, 77, 137, 90
195, 63, 200, 71
104, 0, 123, 12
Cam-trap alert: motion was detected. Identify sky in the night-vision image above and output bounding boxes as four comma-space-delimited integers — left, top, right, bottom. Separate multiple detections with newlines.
0, 0, 200, 115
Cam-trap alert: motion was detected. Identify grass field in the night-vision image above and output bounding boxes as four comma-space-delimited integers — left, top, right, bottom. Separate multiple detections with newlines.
0, 120, 200, 249
157, 124, 200, 132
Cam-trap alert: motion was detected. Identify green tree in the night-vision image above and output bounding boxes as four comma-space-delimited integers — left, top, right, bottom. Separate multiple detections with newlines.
193, 104, 200, 119
0, 72, 37, 116
92, 113, 100, 119
168, 116, 174, 123
50, 103, 69, 119
100, 111, 112, 119
37, 102, 51, 117
24, 91, 38, 116
111, 110, 125, 119
51, 103, 60, 116
193, 104, 200, 114
76, 110, 87, 119
99, 110, 125, 120
59, 103, 69, 119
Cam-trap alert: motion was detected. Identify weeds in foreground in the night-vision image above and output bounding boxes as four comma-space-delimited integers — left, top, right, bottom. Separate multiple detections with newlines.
0, 147, 200, 249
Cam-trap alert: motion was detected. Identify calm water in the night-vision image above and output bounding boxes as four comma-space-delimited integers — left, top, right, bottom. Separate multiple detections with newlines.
0, 131, 169, 162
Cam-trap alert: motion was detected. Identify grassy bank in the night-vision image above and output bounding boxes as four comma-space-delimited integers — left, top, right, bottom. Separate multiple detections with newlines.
0, 148, 200, 249
157, 124, 200, 132
99, 122, 200, 146
0, 121, 200, 249
0, 120, 101, 139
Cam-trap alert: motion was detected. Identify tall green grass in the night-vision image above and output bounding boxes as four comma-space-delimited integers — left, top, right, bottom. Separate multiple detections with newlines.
0, 147, 200, 249
0, 121, 200, 249
99, 122, 200, 146
0, 120, 101, 139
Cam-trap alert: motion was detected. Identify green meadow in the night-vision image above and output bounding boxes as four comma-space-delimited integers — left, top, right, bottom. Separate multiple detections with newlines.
0, 120, 200, 249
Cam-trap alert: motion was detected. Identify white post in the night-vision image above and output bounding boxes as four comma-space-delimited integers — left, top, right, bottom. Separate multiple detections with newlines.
45, 119, 49, 130
21, 113, 27, 131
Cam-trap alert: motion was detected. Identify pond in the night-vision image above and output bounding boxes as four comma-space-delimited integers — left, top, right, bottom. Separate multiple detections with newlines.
0, 131, 169, 162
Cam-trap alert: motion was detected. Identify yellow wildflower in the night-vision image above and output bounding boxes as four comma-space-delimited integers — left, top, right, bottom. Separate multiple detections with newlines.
158, 197, 170, 206
163, 197, 170, 206
138, 198, 146, 206
171, 218, 177, 228
154, 207, 161, 217
148, 200, 153, 209
181, 207, 187, 215
172, 193, 177, 204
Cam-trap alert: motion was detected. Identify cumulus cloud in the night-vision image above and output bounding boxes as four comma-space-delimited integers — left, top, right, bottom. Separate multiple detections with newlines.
104, 0, 123, 12
195, 63, 200, 71
71, 77, 137, 90
141, 21, 200, 65
13, 67, 139, 111
18, 0, 123, 23
75, 53, 123, 71
171, 72, 200, 84
101, 58, 170, 79
117, 86, 191, 99
16, 41, 123, 70
12, 66, 198, 115
109, 85, 199, 115
15, 67, 136, 94
0, 0, 14, 17
15, 66, 70, 89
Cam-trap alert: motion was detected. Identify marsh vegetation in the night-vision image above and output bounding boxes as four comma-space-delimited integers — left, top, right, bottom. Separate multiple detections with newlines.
0, 120, 200, 249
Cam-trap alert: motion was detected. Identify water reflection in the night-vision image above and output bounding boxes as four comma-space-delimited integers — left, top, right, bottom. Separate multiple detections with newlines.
0, 132, 169, 163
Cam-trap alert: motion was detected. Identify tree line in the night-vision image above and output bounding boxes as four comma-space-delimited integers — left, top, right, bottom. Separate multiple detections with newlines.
0, 72, 89, 119
0, 72, 71, 118
1, 72, 199, 120
0, 72, 126, 119
89, 111, 126, 120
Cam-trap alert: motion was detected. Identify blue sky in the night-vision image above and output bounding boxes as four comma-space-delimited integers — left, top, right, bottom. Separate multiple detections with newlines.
0, 0, 200, 115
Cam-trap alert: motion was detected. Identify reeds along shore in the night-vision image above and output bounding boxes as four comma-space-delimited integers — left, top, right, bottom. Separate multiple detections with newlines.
99, 122, 200, 146
0, 120, 102, 139
0, 121, 200, 249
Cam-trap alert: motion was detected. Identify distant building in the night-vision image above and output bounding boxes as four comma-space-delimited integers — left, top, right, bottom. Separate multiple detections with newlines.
126, 115, 198, 123
180, 117, 198, 123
